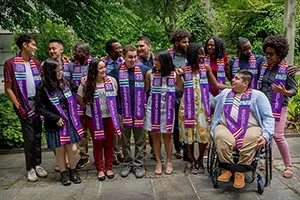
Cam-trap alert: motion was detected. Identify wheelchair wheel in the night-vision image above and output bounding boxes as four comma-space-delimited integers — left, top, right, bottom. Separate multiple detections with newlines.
257, 180, 264, 194
212, 169, 219, 188
207, 142, 213, 175
264, 143, 272, 186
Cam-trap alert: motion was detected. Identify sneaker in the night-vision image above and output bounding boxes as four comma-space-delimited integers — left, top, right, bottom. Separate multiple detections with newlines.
120, 165, 132, 178
233, 172, 245, 188
217, 170, 232, 182
35, 166, 48, 178
76, 158, 90, 169
60, 170, 71, 186
69, 168, 82, 184
27, 168, 38, 182
133, 166, 145, 178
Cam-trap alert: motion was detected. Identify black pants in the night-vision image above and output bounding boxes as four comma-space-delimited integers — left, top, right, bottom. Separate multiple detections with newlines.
19, 116, 42, 171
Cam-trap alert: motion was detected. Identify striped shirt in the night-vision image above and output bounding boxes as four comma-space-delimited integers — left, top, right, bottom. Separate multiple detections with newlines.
221, 93, 259, 127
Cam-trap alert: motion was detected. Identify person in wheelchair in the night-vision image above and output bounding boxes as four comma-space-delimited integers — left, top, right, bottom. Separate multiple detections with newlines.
210, 70, 275, 188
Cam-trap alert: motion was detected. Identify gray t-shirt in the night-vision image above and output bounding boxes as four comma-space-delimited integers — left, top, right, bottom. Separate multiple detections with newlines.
77, 76, 118, 118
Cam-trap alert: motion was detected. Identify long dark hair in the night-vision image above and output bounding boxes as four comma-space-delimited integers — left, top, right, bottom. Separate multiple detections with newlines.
42, 58, 68, 94
187, 43, 202, 66
153, 50, 175, 77
84, 58, 103, 104
205, 36, 226, 58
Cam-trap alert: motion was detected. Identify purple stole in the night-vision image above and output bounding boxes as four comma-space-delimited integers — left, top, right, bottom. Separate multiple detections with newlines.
151, 71, 176, 133
13, 53, 42, 119
183, 64, 211, 127
224, 89, 252, 149
47, 87, 84, 145
90, 76, 121, 140
258, 61, 288, 121
204, 55, 226, 93
232, 54, 258, 89
62, 57, 71, 80
119, 64, 145, 127
183, 64, 195, 127
72, 55, 92, 116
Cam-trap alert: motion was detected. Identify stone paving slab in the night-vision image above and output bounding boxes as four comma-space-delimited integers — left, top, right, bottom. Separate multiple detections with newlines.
0, 137, 299, 200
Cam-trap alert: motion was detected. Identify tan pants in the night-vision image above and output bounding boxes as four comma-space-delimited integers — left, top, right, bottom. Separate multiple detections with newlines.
214, 125, 261, 166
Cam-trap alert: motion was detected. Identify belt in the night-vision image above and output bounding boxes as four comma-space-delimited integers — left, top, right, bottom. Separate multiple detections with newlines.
28, 97, 36, 101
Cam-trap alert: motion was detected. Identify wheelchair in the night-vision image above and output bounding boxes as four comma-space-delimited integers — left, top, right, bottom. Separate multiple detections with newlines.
206, 139, 272, 194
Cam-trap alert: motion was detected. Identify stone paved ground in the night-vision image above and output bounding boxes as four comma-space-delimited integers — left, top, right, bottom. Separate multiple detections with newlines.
0, 137, 299, 200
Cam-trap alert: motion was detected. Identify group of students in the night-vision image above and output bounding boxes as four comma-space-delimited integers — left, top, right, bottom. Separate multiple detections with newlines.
3, 29, 297, 188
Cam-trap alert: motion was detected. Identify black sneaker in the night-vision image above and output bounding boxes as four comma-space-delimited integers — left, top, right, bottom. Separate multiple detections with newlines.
76, 158, 90, 169
69, 168, 82, 184
60, 170, 71, 186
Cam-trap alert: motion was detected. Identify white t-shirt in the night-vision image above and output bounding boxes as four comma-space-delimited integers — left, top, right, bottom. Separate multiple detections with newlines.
77, 77, 118, 118
25, 62, 36, 98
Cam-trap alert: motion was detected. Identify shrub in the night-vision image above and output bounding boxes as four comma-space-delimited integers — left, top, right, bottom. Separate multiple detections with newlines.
0, 93, 23, 148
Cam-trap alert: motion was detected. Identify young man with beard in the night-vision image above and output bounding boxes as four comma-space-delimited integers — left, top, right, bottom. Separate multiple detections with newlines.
68, 42, 92, 169
4, 34, 48, 182
168, 29, 191, 161
101, 39, 124, 165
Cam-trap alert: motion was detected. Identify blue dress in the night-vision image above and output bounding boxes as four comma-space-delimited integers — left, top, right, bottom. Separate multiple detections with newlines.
46, 90, 81, 149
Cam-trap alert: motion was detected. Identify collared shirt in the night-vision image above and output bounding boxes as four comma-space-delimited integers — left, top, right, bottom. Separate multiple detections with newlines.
68, 61, 89, 92
4, 57, 41, 117
229, 54, 266, 73
260, 62, 297, 107
210, 89, 275, 142
106, 56, 123, 80
139, 54, 154, 69
172, 51, 186, 69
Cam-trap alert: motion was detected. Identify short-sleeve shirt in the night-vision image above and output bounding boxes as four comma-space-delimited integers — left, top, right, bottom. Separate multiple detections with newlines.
77, 76, 118, 118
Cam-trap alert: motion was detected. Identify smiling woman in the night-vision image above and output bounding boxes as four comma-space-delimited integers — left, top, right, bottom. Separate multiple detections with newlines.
259, 35, 297, 179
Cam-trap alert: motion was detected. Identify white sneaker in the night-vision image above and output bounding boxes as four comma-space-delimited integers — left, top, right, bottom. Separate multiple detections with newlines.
35, 166, 48, 178
27, 168, 38, 182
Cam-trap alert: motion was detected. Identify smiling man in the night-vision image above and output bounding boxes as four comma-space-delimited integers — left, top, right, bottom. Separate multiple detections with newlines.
211, 70, 274, 188
118, 45, 149, 178
168, 29, 191, 161
136, 36, 153, 70
4, 34, 48, 182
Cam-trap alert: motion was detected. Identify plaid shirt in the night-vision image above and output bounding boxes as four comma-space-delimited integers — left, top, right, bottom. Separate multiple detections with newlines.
3, 57, 41, 118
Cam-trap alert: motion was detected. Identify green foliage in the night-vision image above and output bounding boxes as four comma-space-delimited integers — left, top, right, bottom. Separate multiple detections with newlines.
213, 0, 284, 55
287, 75, 300, 133
176, 2, 214, 45
12, 19, 79, 61
0, 94, 23, 148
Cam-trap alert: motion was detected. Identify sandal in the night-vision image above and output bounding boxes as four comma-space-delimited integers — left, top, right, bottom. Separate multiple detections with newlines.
155, 165, 162, 175
283, 167, 293, 178
165, 162, 173, 175
197, 160, 205, 174
190, 162, 198, 174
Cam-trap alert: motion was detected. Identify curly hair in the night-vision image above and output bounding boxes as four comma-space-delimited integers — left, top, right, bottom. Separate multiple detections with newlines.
204, 36, 226, 58
262, 35, 289, 60
169, 29, 191, 44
